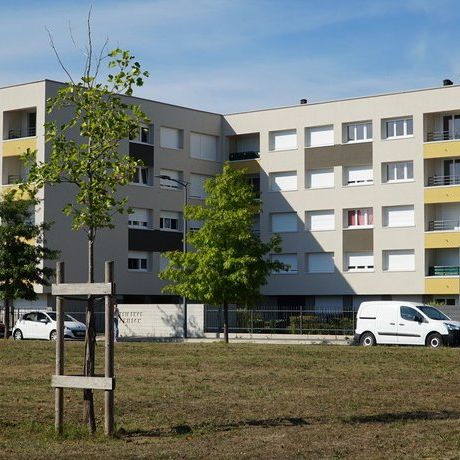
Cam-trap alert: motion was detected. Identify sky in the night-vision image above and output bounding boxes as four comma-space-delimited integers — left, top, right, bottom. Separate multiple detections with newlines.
1, 0, 460, 113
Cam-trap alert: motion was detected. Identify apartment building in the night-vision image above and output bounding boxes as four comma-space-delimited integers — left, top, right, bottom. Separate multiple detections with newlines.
2, 79, 460, 310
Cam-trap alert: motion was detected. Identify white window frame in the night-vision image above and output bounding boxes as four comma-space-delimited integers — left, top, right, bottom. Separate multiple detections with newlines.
131, 166, 152, 186
344, 165, 373, 186
160, 211, 181, 232
384, 117, 413, 139
159, 169, 182, 189
305, 125, 334, 147
190, 132, 218, 161
269, 129, 297, 151
128, 251, 150, 272
128, 208, 152, 229
270, 171, 297, 192
271, 253, 298, 274
383, 249, 415, 272
344, 121, 372, 143
306, 210, 335, 231
190, 174, 210, 199
307, 168, 335, 189
384, 161, 414, 183
306, 252, 335, 273
383, 205, 415, 228
160, 126, 184, 150
346, 208, 373, 229
345, 252, 374, 272
271, 213, 297, 233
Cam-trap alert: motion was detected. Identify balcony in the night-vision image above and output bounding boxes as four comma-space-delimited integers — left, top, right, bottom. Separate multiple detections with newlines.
2, 136, 37, 157
229, 151, 260, 161
428, 266, 460, 276
427, 219, 460, 231
7, 127, 36, 139
426, 130, 460, 143
425, 276, 459, 295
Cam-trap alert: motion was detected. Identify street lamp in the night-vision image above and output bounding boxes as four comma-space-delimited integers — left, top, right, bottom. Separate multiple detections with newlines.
156, 174, 189, 338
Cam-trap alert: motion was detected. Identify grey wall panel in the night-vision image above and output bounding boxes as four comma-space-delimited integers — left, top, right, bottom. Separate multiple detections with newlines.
305, 143, 372, 169
342, 229, 373, 251
128, 229, 182, 252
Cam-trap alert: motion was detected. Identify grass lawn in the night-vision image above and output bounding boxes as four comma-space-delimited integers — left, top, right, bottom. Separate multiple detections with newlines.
1, 341, 460, 459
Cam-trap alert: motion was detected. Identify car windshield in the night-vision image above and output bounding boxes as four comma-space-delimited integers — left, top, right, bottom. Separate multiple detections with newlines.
417, 306, 450, 321
46, 312, 77, 322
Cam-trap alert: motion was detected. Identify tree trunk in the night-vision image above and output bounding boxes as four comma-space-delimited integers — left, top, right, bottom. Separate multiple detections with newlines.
223, 302, 229, 343
83, 236, 96, 433
3, 298, 9, 340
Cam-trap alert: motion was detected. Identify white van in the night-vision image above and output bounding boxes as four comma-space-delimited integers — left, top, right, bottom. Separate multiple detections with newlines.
354, 301, 460, 347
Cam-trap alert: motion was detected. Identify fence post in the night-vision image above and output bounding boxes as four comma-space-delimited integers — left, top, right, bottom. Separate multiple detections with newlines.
250, 309, 254, 334
104, 261, 114, 437
55, 261, 64, 435
300, 307, 303, 335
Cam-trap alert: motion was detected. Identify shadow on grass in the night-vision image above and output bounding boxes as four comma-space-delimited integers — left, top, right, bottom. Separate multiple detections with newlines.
344, 410, 460, 424
118, 417, 309, 439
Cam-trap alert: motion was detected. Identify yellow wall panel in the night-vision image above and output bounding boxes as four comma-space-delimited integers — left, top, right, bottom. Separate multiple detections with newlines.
2, 137, 37, 157
425, 231, 460, 248
229, 159, 260, 174
425, 277, 459, 295
424, 140, 460, 159
424, 186, 460, 203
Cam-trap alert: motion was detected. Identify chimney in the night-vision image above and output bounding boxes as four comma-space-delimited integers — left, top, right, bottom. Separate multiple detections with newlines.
300, 98, 308, 104
443, 79, 453, 86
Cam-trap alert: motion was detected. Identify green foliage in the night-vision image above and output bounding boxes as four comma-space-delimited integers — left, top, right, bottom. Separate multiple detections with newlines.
160, 163, 287, 306
22, 49, 149, 238
0, 188, 58, 301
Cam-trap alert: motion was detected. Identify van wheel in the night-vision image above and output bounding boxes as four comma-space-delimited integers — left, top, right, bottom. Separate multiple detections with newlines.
426, 333, 443, 348
360, 332, 376, 346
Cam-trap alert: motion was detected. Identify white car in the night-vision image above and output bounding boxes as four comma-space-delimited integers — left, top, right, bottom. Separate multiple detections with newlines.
12, 311, 86, 341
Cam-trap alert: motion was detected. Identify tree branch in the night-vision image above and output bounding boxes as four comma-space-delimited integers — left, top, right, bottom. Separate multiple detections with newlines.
46, 27, 75, 85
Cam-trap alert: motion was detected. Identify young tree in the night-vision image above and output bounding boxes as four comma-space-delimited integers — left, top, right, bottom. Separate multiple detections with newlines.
23, 45, 149, 432
0, 188, 58, 338
160, 163, 287, 343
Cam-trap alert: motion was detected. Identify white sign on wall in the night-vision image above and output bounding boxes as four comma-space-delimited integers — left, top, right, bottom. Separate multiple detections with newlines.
118, 304, 204, 338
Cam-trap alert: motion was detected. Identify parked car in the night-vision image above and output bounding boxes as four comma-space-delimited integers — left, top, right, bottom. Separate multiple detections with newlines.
0, 321, 5, 338
12, 311, 86, 341
355, 301, 460, 348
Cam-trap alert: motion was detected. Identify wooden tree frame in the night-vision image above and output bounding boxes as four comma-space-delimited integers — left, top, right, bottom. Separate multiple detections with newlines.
51, 261, 116, 436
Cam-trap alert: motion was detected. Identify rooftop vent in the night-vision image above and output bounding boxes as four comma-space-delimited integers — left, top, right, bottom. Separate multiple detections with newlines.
300, 98, 308, 104
443, 79, 453, 86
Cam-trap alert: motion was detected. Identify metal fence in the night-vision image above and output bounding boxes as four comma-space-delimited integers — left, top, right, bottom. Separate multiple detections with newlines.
205, 307, 357, 335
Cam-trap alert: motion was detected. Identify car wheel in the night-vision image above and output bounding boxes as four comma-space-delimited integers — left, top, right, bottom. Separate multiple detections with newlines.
49, 330, 57, 341
426, 333, 443, 348
359, 332, 376, 346
13, 329, 23, 340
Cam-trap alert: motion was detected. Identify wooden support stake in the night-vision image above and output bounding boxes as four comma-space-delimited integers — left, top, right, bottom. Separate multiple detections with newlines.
104, 261, 115, 436
55, 261, 64, 435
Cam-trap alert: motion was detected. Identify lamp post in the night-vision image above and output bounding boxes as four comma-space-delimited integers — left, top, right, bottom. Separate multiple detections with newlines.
156, 175, 189, 338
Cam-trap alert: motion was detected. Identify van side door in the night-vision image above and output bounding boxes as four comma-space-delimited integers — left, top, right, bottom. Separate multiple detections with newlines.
375, 305, 398, 344
397, 306, 425, 345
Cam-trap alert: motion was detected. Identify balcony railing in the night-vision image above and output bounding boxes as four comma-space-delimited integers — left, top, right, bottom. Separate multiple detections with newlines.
6, 174, 23, 185
428, 266, 460, 276
428, 220, 460, 231
229, 151, 260, 161
426, 130, 460, 142
7, 127, 36, 139
427, 175, 460, 187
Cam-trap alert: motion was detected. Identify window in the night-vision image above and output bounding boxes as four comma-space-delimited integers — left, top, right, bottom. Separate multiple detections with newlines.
306, 210, 335, 231
384, 117, 413, 138
269, 129, 297, 151
160, 169, 181, 189
128, 251, 150, 271
346, 208, 373, 228
344, 121, 372, 143
132, 125, 152, 144
383, 205, 415, 227
128, 208, 152, 229
307, 168, 334, 189
400, 306, 422, 321
383, 250, 415, 271
271, 213, 297, 233
159, 254, 169, 271
189, 220, 203, 232
271, 253, 298, 274
160, 127, 183, 149
383, 161, 414, 183
305, 125, 334, 147
160, 211, 180, 231
346, 252, 374, 272
190, 174, 210, 199
344, 166, 373, 186
131, 166, 151, 185
191, 132, 218, 161
270, 171, 297, 191
306, 252, 334, 273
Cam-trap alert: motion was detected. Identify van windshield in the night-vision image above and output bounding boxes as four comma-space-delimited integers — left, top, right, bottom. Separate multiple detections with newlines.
417, 306, 450, 321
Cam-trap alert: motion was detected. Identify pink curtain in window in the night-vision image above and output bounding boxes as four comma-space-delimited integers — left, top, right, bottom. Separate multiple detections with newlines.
348, 210, 356, 226
367, 209, 373, 225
